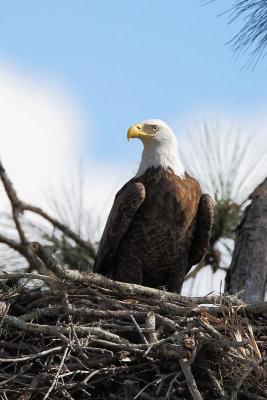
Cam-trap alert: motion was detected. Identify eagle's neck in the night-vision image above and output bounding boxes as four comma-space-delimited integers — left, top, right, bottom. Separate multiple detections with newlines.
135, 141, 185, 178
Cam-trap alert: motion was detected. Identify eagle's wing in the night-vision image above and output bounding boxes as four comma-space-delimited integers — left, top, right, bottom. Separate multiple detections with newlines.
187, 193, 214, 271
93, 182, 146, 276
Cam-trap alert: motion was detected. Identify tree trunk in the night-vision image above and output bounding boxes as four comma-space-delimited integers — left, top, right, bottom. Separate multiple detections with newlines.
225, 178, 267, 302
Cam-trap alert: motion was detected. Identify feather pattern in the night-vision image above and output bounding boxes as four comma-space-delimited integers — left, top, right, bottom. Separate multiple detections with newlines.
94, 167, 213, 293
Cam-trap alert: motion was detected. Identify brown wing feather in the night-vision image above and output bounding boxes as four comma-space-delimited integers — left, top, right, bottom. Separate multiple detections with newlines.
172, 172, 202, 235
187, 193, 214, 271
93, 182, 146, 276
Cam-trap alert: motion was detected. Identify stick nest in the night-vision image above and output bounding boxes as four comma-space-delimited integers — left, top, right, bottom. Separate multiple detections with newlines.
0, 246, 266, 399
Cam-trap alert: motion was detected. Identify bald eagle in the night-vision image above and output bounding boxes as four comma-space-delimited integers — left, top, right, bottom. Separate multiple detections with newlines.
94, 119, 214, 293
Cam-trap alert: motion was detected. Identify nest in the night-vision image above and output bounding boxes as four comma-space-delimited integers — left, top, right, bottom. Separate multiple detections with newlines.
0, 243, 266, 400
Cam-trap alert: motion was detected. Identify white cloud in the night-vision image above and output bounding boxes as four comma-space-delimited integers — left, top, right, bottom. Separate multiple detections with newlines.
0, 61, 85, 205
0, 60, 128, 238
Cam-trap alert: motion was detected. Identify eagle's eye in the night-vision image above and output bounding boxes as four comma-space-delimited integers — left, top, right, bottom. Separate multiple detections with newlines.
152, 125, 159, 132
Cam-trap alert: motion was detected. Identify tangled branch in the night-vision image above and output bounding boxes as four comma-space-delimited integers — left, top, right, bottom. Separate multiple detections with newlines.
1, 247, 266, 399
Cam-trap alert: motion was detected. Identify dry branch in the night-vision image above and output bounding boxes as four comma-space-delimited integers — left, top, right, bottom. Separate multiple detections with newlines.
31, 241, 245, 307
23, 203, 96, 258
0, 159, 95, 274
179, 357, 203, 400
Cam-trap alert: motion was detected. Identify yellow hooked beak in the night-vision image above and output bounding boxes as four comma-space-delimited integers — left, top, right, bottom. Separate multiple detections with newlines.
127, 123, 156, 142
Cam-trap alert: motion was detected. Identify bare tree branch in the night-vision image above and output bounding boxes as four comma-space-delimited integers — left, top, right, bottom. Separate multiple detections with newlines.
0, 159, 95, 273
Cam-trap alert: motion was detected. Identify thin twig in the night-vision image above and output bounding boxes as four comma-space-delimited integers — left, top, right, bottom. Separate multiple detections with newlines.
23, 202, 96, 258
130, 314, 148, 344
0, 346, 64, 363
165, 371, 182, 400
0, 160, 41, 271
230, 359, 266, 400
179, 357, 203, 400
43, 345, 70, 399
145, 312, 157, 343
205, 364, 229, 400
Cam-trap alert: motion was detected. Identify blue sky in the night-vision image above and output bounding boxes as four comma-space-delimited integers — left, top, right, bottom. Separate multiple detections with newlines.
0, 0, 266, 166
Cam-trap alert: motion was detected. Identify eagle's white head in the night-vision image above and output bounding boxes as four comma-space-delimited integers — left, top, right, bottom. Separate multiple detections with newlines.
127, 119, 185, 178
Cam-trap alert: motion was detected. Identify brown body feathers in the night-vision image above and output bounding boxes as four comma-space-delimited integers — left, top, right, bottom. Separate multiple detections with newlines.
94, 167, 214, 293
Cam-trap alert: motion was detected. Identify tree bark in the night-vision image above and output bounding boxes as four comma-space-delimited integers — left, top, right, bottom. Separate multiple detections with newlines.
225, 178, 267, 302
